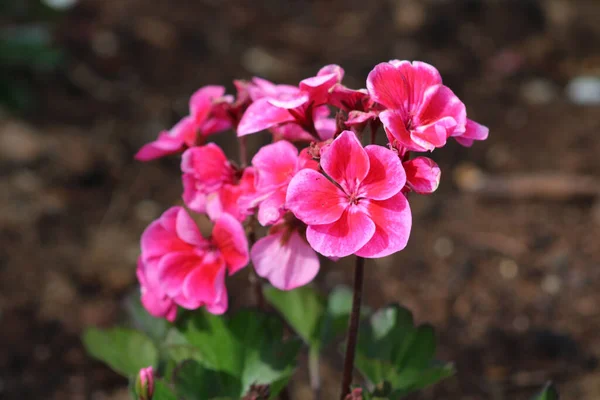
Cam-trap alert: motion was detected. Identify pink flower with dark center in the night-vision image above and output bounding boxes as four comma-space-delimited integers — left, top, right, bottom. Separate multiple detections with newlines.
286, 130, 412, 258
403, 156, 441, 194
139, 206, 248, 315
135, 86, 232, 161
181, 144, 236, 213
244, 140, 317, 226
367, 60, 487, 151
237, 65, 344, 138
251, 218, 319, 290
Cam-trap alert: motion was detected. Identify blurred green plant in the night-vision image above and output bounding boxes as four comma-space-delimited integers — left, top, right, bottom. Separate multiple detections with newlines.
0, 0, 70, 112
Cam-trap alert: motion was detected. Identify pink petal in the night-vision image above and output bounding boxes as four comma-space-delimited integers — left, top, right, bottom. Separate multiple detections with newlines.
453, 119, 489, 147
411, 116, 454, 150
158, 251, 202, 298
249, 77, 300, 101
315, 116, 336, 141
134, 131, 184, 161
180, 144, 232, 185
380, 110, 430, 152
329, 85, 370, 112
403, 157, 441, 194
189, 85, 226, 125
286, 169, 347, 225
417, 84, 466, 138
141, 207, 192, 261
306, 207, 375, 258
297, 148, 319, 170
137, 258, 178, 322
390, 60, 443, 104
252, 140, 298, 189
270, 123, 315, 142
317, 64, 344, 80
267, 92, 310, 109
201, 115, 232, 136
212, 213, 249, 274
175, 207, 207, 247
257, 188, 287, 226
355, 193, 412, 258
359, 145, 406, 200
320, 130, 370, 194
170, 116, 199, 148
346, 111, 377, 126
182, 173, 207, 213
252, 230, 320, 290
366, 62, 410, 110
238, 98, 296, 136
182, 253, 228, 314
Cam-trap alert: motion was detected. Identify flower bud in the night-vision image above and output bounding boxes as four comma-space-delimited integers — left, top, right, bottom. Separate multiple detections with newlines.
135, 366, 154, 400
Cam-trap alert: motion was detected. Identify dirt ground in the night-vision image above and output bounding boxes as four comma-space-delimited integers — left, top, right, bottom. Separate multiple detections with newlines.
1, 0, 600, 399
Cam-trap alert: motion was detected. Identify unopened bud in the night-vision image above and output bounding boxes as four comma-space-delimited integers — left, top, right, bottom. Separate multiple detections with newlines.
135, 366, 154, 400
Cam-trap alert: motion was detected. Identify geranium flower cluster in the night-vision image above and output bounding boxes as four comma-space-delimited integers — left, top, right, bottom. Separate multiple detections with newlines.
135, 60, 488, 320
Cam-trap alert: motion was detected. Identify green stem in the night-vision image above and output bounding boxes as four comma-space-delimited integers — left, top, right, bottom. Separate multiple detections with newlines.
309, 346, 321, 400
339, 256, 365, 400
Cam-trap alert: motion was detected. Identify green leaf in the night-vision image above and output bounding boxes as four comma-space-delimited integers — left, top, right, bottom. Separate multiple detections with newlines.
355, 304, 453, 397
125, 292, 171, 343
82, 328, 158, 377
264, 285, 354, 350
178, 309, 301, 397
174, 360, 240, 400
319, 286, 355, 346
153, 379, 178, 400
0, 26, 63, 70
532, 382, 559, 400
263, 285, 325, 347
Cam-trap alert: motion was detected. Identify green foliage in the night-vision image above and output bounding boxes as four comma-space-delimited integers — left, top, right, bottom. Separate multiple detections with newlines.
532, 382, 559, 400
151, 380, 178, 400
82, 328, 158, 377
174, 360, 240, 400
125, 292, 171, 343
0, 1, 67, 113
355, 304, 454, 398
177, 309, 301, 398
263, 285, 353, 351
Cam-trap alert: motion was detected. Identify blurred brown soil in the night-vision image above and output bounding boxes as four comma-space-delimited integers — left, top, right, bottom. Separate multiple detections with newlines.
1, 0, 600, 399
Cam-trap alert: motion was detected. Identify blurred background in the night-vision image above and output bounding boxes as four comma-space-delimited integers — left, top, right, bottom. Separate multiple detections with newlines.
1, 0, 600, 399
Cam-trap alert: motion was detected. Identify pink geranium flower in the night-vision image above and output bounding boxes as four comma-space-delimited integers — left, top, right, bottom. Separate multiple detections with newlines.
251, 219, 319, 290
181, 143, 236, 213
135, 86, 232, 161
244, 140, 317, 226
237, 65, 344, 138
367, 60, 487, 151
286, 130, 412, 258
139, 206, 248, 315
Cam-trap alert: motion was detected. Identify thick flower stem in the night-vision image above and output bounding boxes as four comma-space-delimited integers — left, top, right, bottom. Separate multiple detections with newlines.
340, 256, 365, 400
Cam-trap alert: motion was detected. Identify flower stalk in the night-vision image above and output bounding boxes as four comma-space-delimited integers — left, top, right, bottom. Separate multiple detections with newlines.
340, 255, 365, 400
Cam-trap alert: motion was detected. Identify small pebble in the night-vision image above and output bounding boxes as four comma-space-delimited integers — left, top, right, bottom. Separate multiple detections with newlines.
134, 200, 161, 222
499, 258, 519, 279
521, 79, 557, 105
541, 274, 562, 295
513, 315, 530, 332
42, 0, 77, 10
434, 237, 454, 259
566, 76, 600, 105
